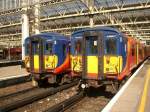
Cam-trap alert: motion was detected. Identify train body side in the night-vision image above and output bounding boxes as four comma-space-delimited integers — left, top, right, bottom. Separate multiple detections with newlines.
70, 27, 148, 84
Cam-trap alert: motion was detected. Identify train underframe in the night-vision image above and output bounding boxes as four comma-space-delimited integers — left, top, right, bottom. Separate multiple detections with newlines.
31, 71, 72, 87
78, 56, 147, 93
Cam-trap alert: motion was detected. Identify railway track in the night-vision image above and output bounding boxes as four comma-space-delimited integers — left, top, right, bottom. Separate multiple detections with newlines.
0, 75, 31, 88
0, 81, 78, 112
43, 86, 113, 112
0, 86, 37, 100
44, 91, 84, 112
43, 60, 148, 112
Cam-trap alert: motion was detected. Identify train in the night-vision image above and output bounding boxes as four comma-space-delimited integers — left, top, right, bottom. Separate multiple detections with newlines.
0, 47, 21, 60
24, 27, 150, 90
70, 27, 150, 91
24, 33, 70, 86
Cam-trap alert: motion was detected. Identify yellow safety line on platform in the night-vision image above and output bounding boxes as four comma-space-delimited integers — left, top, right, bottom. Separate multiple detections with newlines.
138, 68, 150, 112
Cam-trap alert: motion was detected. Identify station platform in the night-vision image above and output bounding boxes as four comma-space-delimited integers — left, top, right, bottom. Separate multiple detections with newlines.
0, 65, 29, 81
102, 58, 150, 112
0, 60, 21, 63
0, 60, 22, 67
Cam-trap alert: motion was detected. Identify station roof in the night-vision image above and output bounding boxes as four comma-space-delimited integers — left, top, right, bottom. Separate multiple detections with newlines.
0, 0, 149, 47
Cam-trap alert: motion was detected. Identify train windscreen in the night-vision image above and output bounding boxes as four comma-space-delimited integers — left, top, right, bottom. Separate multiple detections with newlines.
105, 37, 117, 55
45, 42, 53, 55
74, 40, 82, 55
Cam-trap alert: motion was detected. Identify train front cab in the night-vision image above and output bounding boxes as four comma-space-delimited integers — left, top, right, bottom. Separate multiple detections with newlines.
71, 29, 127, 88
25, 37, 49, 74
25, 34, 70, 86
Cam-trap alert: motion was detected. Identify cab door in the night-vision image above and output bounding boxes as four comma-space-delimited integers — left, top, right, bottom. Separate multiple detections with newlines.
30, 38, 44, 73
82, 31, 104, 80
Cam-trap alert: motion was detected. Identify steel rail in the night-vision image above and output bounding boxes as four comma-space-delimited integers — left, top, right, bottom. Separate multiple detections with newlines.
0, 87, 37, 100
0, 80, 78, 112
44, 91, 84, 112
0, 75, 31, 88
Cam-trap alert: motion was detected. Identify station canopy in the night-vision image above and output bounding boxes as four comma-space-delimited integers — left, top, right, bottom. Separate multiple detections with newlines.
0, 0, 149, 47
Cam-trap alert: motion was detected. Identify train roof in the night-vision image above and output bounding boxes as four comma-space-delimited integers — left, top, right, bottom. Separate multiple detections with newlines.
72, 27, 124, 37
26, 32, 69, 41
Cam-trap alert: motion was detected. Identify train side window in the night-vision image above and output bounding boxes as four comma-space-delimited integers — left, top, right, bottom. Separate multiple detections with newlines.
75, 40, 82, 55
131, 46, 135, 56
46, 42, 53, 54
125, 44, 127, 52
105, 37, 117, 55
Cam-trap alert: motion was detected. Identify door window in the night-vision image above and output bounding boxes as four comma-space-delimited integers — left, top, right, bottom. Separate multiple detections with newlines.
86, 36, 98, 55
32, 41, 40, 54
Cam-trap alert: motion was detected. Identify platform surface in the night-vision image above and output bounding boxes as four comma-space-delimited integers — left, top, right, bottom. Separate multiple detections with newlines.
102, 58, 150, 112
0, 65, 29, 80
0, 59, 21, 63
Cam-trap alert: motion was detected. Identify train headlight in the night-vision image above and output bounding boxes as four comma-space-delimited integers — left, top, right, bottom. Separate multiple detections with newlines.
81, 84, 86, 89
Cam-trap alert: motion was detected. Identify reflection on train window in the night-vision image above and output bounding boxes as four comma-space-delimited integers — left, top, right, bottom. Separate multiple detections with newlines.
86, 36, 98, 55
75, 40, 82, 55
46, 42, 53, 54
33, 41, 40, 54
106, 37, 117, 55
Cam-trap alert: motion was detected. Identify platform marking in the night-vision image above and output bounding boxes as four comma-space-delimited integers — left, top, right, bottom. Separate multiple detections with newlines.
101, 59, 147, 112
138, 68, 150, 112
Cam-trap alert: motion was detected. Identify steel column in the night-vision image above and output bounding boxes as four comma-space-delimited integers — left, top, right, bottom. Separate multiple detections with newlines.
21, 0, 29, 60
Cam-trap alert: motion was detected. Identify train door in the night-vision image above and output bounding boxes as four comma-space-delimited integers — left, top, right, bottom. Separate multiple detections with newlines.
82, 31, 104, 80
30, 38, 44, 73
